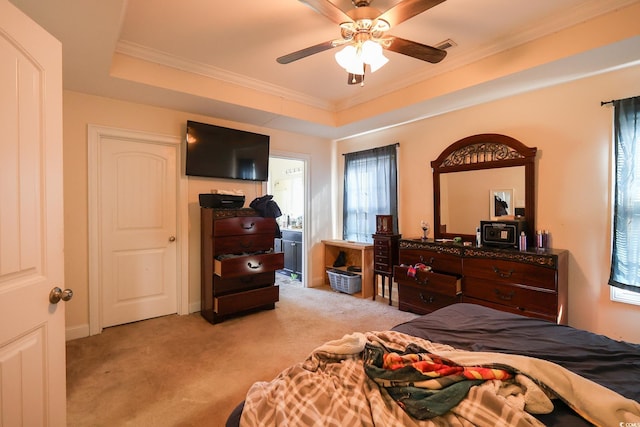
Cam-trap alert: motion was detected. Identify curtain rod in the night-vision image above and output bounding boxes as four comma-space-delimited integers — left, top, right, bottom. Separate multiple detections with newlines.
601, 99, 616, 106
341, 142, 399, 155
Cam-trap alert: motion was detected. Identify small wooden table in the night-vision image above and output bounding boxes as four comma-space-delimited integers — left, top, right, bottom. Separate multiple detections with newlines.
322, 240, 374, 299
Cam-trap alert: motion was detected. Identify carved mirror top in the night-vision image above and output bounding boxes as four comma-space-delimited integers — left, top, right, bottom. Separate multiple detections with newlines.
433, 134, 536, 171
432, 134, 537, 241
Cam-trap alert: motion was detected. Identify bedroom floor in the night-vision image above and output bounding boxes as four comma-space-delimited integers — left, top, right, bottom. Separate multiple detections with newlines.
65, 274, 417, 426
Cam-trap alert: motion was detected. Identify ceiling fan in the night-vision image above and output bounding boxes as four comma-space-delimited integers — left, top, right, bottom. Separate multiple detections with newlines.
277, 0, 448, 85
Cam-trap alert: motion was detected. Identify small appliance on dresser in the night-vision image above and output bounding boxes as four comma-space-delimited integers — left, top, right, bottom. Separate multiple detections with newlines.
200, 207, 284, 324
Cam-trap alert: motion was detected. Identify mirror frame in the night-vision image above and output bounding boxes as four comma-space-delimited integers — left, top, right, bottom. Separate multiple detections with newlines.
432, 134, 537, 242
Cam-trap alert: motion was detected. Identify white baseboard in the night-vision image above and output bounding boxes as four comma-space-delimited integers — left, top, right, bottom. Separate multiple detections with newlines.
66, 323, 90, 341
189, 301, 201, 314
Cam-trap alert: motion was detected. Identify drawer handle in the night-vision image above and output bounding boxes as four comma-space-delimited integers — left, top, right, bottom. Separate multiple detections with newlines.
247, 261, 263, 269
419, 293, 435, 304
492, 266, 515, 278
415, 276, 429, 286
241, 222, 256, 230
239, 240, 254, 249
494, 289, 515, 301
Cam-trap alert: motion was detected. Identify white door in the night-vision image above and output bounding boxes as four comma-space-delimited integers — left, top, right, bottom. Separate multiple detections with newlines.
97, 135, 178, 328
0, 1, 66, 425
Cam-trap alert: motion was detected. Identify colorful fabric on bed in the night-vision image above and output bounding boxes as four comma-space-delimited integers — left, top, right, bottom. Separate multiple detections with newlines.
363, 342, 513, 419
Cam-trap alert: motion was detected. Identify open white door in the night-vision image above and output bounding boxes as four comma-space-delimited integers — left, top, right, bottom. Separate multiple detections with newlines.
0, 1, 66, 425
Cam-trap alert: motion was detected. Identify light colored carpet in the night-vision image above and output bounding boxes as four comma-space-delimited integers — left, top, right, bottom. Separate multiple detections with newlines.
66, 274, 418, 426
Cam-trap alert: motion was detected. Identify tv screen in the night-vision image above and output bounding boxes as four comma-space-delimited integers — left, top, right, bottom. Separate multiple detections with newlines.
185, 120, 270, 181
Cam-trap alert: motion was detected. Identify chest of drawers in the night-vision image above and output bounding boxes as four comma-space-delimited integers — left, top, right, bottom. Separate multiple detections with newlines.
372, 233, 400, 303
396, 239, 568, 324
201, 208, 283, 324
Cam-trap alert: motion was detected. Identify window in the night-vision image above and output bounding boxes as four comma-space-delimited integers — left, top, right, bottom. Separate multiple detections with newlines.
343, 144, 398, 243
609, 96, 640, 304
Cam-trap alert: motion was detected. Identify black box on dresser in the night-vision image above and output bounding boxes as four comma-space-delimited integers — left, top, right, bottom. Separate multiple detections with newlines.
200, 208, 283, 324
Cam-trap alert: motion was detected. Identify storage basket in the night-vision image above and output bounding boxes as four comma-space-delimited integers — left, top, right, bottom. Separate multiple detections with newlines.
327, 268, 362, 294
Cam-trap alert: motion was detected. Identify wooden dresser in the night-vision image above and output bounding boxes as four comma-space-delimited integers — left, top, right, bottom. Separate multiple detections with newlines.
201, 208, 284, 324
395, 239, 568, 324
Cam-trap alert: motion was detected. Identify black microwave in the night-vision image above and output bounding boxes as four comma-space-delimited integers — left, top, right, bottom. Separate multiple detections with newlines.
480, 220, 527, 248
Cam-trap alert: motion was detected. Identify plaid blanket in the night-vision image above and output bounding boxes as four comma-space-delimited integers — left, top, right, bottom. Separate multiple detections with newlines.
240, 331, 640, 427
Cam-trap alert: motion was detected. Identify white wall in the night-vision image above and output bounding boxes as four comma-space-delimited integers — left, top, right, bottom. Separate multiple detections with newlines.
63, 91, 333, 333
335, 64, 640, 343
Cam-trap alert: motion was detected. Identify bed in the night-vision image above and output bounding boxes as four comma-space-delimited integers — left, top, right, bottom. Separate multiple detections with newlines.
226, 303, 640, 426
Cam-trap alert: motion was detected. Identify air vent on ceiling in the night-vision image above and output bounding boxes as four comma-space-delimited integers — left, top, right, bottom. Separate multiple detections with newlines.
435, 39, 457, 50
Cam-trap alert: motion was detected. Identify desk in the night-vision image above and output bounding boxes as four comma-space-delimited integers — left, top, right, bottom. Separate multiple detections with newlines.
322, 240, 374, 298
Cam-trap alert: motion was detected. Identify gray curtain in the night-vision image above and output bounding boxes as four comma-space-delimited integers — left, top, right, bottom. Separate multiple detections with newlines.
609, 96, 640, 293
343, 144, 398, 243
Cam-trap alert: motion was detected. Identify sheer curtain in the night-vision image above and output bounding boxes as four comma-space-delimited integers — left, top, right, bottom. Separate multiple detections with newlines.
343, 144, 398, 243
609, 96, 640, 293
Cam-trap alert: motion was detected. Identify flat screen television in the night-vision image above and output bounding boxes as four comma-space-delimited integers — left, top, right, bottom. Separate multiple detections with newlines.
185, 120, 270, 181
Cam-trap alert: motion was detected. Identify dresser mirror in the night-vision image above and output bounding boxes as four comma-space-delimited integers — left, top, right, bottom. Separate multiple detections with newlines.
432, 134, 537, 242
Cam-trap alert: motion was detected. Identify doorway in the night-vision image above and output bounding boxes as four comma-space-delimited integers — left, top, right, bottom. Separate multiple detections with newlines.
268, 156, 307, 284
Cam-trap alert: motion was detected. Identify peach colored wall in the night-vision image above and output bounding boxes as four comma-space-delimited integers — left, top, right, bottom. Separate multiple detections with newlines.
335, 64, 640, 344
62, 91, 333, 334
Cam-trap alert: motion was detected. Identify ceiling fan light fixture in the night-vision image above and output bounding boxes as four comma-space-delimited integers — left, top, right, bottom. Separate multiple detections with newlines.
335, 45, 365, 75
335, 40, 387, 75
361, 40, 388, 72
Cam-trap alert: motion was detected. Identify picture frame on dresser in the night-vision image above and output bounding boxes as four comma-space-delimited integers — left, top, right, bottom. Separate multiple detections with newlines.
490, 188, 514, 219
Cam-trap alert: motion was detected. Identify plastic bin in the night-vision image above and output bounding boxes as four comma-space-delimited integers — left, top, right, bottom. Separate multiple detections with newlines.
327, 268, 362, 294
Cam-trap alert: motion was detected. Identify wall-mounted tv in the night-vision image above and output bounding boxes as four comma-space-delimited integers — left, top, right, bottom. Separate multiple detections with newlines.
185, 120, 270, 181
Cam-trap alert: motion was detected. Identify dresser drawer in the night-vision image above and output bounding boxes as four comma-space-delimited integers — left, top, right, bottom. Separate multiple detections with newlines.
214, 234, 275, 256
399, 249, 462, 275
463, 276, 557, 315
374, 261, 393, 274
374, 239, 390, 255
464, 258, 557, 291
214, 252, 284, 278
397, 282, 460, 315
213, 216, 276, 237
374, 252, 393, 273
463, 297, 557, 323
214, 285, 279, 316
394, 266, 461, 297
213, 272, 276, 296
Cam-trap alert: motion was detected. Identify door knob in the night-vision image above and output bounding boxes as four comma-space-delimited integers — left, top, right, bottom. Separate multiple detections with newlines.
169, 235, 176, 242
49, 287, 74, 304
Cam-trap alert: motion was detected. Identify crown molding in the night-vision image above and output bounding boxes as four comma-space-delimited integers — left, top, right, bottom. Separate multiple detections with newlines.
115, 40, 336, 112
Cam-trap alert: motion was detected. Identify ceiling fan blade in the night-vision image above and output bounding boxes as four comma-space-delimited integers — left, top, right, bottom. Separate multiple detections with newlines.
386, 36, 447, 63
277, 41, 337, 64
298, 0, 352, 25
377, 0, 446, 28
